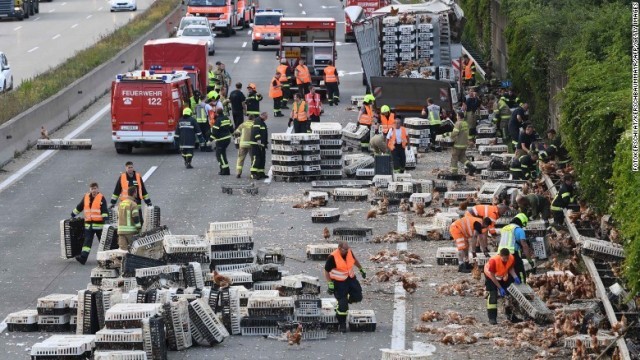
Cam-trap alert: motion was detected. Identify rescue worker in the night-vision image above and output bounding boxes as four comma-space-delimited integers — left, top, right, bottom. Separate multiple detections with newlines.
244, 83, 263, 118
358, 96, 375, 152
250, 112, 269, 179
467, 203, 509, 237
509, 151, 539, 181
174, 108, 204, 169
518, 124, 538, 156
117, 186, 142, 251
276, 59, 292, 109
484, 248, 521, 325
508, 103, 528, 153
517, 193, 551, 222
464, 89, 481, 138
214, 62, 232, 95
289, 93, 309, 134
229, 82, 247, 129
324, 242, 365, 333
369, 129, 389, 155
110, 161, 152, 212
324, 60, 340, 106
207, 64, 216, 93
421, 98, 441, 146
195, 94, 213, 152
210, 108, 233, 175
269, 71, 284, 117
234, 115, 255, 178
545, 129, 570, 167
189, 90, 200, 113
386, 117, 408, 173
497, 213, 533, 284
493, 95, 512, 142
461, 54, 476, 86
551, 174, 576, 227
295, 58, 312, 96
305, 87, 322, 123
71, 182, 109, 265
449, 215, 493, 273
379, 105, 395, 135
450, 111, 477, 175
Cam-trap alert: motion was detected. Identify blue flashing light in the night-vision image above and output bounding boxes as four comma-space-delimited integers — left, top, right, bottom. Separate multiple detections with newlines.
116, 75, 123, 80
162, 75, 168, 81
183, 65, 196, 70
149, 70, 155, 75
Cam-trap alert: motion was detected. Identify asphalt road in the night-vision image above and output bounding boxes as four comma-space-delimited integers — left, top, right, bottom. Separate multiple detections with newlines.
0, 0, 414, 358
0, 0, 159, 86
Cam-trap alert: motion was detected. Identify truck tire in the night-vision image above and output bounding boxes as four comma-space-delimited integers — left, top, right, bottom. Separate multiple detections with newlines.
115, 143, 132, 154
8, 77, 13, 91
34, 0, 39, 14
17, 12, 24, 20
252, 42, 258, 51
224, 25, 231, 37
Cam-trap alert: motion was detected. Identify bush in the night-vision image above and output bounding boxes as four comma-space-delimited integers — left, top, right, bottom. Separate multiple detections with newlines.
0, 0, 180, 126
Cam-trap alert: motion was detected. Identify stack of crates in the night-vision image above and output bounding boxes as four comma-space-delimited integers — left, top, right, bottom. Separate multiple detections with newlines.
141, 205, 161, 233
104, 303, 163, 330
130, 226, 171, 260
417, 19, 435, 61
282, 295, 329, 339
381, 16, 400, 72
241, 293, 294, 336
95, 328, 144, 351
397, 23, 417, 63
347, 310, 377, 332
312, 122, 343, 180
207, 220, 254, 269
37, 294, 76, 332
6, 309, 39, 332
188, 298, 230, 346
271, 133, 322, 182
333, 227, 373, 243
163, 235, 211, 265
306, 243, 339, 260
30, 335, 96, 360
69, 295, 78, 332
162, 299, 192, 351
404, 117, 430, 151
60, 217, 85, 259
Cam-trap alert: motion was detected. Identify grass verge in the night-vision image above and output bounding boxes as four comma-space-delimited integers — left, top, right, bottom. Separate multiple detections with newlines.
0, 0, 180, 126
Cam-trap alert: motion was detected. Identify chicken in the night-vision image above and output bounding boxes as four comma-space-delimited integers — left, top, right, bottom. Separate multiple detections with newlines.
571, 339, 586, 360
323, 227, 330, 241
409, 222, 417, 239
378, 196, 389, 215
212, 270, 232, 288
420, 310, 442, 322
287, 324, 302, 346
432, 191, 440, 202
40, 126, 50, 140
292, 199, 324, 208
444, 311, 462, 324
366, 209, 377, 220
471, 262, 482, 281
590, 334, 600, 353
401, 275, 418, 294
389, 6, 399, 16
399, 199, 411, 212
459, 200, 469, 211
375, 269, 393, 282
414, 203, 425, 216
611, 315, 627, 335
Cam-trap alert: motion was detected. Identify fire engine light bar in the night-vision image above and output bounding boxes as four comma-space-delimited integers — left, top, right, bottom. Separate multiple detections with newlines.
149, 70, 155, 75
150, 65, 163, 70
183, 65, 195, 70
116, 75, 123, 80
162, 75, 168, 81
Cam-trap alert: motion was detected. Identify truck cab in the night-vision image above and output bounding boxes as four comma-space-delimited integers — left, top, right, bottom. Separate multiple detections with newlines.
344, 0, 389, 42
251, 9, 283, 51
237, 0, 258, 28
0, 0, 38, 21
111, 70, 193, 154
186, 0, 237, 37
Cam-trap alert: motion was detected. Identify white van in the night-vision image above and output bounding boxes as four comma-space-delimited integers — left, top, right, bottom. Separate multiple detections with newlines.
175, 16, 209, 37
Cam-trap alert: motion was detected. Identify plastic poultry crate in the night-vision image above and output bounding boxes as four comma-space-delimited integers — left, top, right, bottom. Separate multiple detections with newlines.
256, 247, 285, 265
480, 170, 512, 180
141, 316, 166, 360
306, 244, 339, 260
387, 182, 413, 193
210, 250, 255, 266
332, 188, 369, 201
563, 334, 617, 349
183, 262, 205, 290
129, 226, 170, 260
311, 207, 340, 223
98, 224, 119, 252
93, 351, 148, 360
320, 159, 343, 169
76, 289, 98, 335
163, 299, 192, 351
37, 314, 71, 332
96, 249, 129, 269
95, 328, 144, 350
373, 175, 393, 188
163, 235, 209, 254
478, 145, 508, 155
507, 283, 553, 324
320, 149, 343, 159
188, 298, 230, 345
101, 277, 138, 292
31, 336, 95, 359
436, 247, 459, 265
356, 168, 375, 178
60, 218, 85, 259
6, 309, 39, 332
581, 238, 625, 261
409, 193, 432, 207
311, 122, 342, 136
347, 310, 376, 332
141, 206, 161, 233
252, 281, 284, 291
104, 303, 163, 330
37, 294, 76, 315
121, 253, 166, 277
208, 220, 253, 235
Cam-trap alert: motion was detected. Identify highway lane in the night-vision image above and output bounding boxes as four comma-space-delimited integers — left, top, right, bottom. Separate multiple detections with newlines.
0, 0, 162, 86
0, 0, 399, 357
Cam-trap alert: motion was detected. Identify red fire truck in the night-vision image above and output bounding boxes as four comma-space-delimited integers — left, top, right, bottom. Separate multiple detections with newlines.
344, 0, 390, 42
143, 38, 209, 94
111, 70, 193, 154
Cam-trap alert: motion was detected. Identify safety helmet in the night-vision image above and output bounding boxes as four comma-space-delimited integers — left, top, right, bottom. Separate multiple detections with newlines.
514, 213, 528, 227
247, 83, 257, 90
182, 108, 193, 116
207, 90, 219, 101
364, 94, 375, 103
381, 105, 390, 113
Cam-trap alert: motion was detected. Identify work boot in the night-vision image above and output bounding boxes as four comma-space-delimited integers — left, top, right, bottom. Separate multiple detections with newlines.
75, 252, 88, 265
465, 162, 477, 176
458, 263, 471, 273
186, 160, 193, 169
236, 173, 241, 178
465, 262, 474, 270
487, 309, 498, 325
338, 323, 347, 333
184, 158, 189, 168
221, 168, 231, 176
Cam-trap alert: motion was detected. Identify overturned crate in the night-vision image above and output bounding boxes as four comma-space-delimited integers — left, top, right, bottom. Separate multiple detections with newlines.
141, 206, 161, 233
332, 188, 369, 201
60, 218, 85, 259
306, 244, 339, 261
333, 227, 373, 242
188, 298, 230, 345
98, 224, 119, 251
580, 237, 625, 261
36, 138, 92, 150
347, 310, 376, 332
311, 207, 340, 223
162, 299, 192, 351
130, 226, 171, 260
507, 283, 553, 324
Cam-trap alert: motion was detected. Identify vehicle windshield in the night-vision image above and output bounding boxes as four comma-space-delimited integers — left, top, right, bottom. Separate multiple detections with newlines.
180, 19, 208, 30
182, 27, 211, 37
188, 0, 226, 6
254, 15, 281, 26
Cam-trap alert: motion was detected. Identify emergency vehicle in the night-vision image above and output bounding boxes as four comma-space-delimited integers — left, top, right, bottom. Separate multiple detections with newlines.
186, 0, 238, 37
251, 9, 283, 51
237, 0, 258, 28
343, 0, 390, 42
111, 70, 194, 154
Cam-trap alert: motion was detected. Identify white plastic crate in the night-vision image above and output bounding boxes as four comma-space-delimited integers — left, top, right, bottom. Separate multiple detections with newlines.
306, 244, 339, 258
188, 298, 230, 344
320, 149, 343, 158
252, 281, 283, 290
414, 223, 442, 237
135, 265, 182, 278
282, 274, 320, 288
206, 234, 253, 245
563, 334, 617, 349
247, 296, 294, 309
97, 249, 128, 269
525, 220, 548, 231
347, 309, 376, 331
91, 267, 119, 280
470, 160, 491, 170
211, 250, 255, 261
185, 262, 205, 290
476, 125, 497, 134
214, 263, 252, 272
94, 351, 148, 360
333, 188, 369, 201
163, 235, 209, 254
208, 220, 253, 235
388, 182, 413, 193
480, 169, 512, 180
393, 173, 412, 182
96, 328, 144, 343
31, 335, 95, 358
37, 294, 76, 311
7, 309, 38, 324
272, 165, 303, 173
311, 122, 342, 136
105, 303, 162, 324
381, 349, 433, 360
581, 237, 625, 259
417, 22, 433, 31
373, 175, 393, 188
356, 168, 375, 177
404, 117, 430, 127
167, 298, 192, 351
507, 283, 553, 323
444, 191, 477, 201
478, 145, 508, 154
249, 290, 280, 298
475, 137, 502, 145
219, 271, 253, 284
38, 314, 71, 324
98, 224, 118, 252
306, 191, 330, 202
101, 277, 138, 292
311, 207, 340, 218
303, 164, 322, 172
342, 125, 370, 139
477, 183, 506, 203
409, 193, 432, 206
271, 154, 303, 162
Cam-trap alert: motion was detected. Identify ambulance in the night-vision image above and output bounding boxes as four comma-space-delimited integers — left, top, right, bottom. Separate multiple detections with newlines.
110, 70, 194, 154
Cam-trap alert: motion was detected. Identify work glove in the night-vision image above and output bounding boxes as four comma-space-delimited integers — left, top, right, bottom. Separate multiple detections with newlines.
146, 201, 152, 207
70, 212, 76, 218
513, 276, 521, 285
498, 287, 507, 297
327, 281, 335, 295
359, 268, 366, 279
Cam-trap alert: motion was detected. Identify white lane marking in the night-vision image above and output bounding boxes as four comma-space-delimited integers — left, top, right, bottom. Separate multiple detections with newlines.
98, 6, 103, 10
391, 213, 407, 350
298, 3, 302, 6
86, 14, 93, 19
52, 34, 61, 40
321, 5, 337, 8
33, 17, 40, 21
142, 166, 158, 182
233, 56, 240, 64
0, 317, 7, 334
71, 23, 79, 28
13, 26, 22, 31
48, 8, 55, 12
0, 105, 110, 194
242, 41, 247, 48
301, 10, 306, 15
27, 47, 39, 53
264, 167, 272, 184
247, 29, 252, 35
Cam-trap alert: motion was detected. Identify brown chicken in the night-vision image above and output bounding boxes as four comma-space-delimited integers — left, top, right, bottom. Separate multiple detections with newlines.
409, 222, 417, 239
414, 203, 425, 216
471, 262, 482, 281
287, 324, 302, 346
292, 199, 324, 209
401, 275, 418, 294
213, 271, 232, 288
40, 126, 50, 140
571, 339, 586, 360
378, 196, 389, 215
389, 6, 399, 15
323, 227, 330, 240
459, 200, 469, 211
432, 191, 440, 203
366, 209, 377, 220
399, 199, 410, 212
420, 310, 442, 322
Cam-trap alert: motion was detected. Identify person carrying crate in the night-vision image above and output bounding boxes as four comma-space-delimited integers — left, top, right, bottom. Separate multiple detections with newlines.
484, 248, 521, 324
70, 182, 109, 265
117, 186, 142, 251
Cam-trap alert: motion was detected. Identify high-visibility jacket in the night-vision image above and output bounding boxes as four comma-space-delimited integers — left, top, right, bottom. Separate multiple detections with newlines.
324, 66, 338, 83
380, 113, 394, 134
305, 93, 321, 116
359, 104, 373, 126
84, 193, 105, 223
387, 127, 408, 150
467, 204, 499, 235
111, 171, 150, 207
484, 254, 515, 281
234, 119, 255, 148
427, 104, 441, 125
551, 184, 576, 211
328, 249, 356, 281
451, 120, 469, 149
463, 60, 475, 80
295, 64, 311, 84
207, 70, 216, 88
498, 224, 521, 254
277, 65, 290, 84
269, 77, 283, 99
493, 97, 511, 125
117, 196, 141, 235
450, 215, 482, 239
292, 100, 308, 121
120, 172, 142, 201
195, 103, 209, 124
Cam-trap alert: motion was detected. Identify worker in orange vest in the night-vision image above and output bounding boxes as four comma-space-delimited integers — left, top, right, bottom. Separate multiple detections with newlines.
269, 70, 284, 117
323, 60, 340, 106
386, 117, 408, 173
110, 161, 152, 211
305, 87, 322, 122
449, 215, 492, 273
466, 203, 509, 238
484, 248, 521, 324
276, 59, 292, 109
71, 182, 109, 265
379, 105, 395, 135
462, 54, 476, 86
358, 96, 375, 152
295, 58, 312, 97
289, 93, 309, 133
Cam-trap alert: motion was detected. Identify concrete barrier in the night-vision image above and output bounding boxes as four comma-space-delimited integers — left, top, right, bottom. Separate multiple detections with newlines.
0, 5, 184, 168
